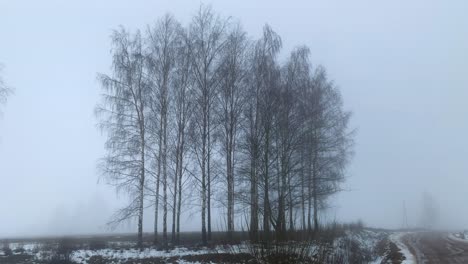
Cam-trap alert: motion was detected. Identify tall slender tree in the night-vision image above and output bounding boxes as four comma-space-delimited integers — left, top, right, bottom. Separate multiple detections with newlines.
146, 14, 181, 247
287, 47, 312, 232
171, 27, 193, 244
189, 6, 227, 244
217, 25, 249, 239
277, 47, 311, 234
96, 28, 148, 248
302, 66, 353, 232
244, 25, 282, 241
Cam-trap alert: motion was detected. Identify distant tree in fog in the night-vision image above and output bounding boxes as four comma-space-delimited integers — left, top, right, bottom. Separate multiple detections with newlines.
95, 28, 149, 248
0, 64, 12, 113
421, 192, 438, 229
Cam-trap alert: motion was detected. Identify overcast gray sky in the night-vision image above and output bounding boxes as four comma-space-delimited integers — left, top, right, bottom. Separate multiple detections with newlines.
0, 0, 467, 237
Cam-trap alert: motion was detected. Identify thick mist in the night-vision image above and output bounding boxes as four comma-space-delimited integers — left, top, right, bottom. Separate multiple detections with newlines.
0, 0, 467, 237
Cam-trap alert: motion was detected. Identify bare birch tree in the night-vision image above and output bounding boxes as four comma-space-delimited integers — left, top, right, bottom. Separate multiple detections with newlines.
243, 25, 282, 241
171, 27, 193, 244
188, 6, 227, 244
276, 47, 312, 235
288, 47, 313, 232
216, 25, 249, 240
303, 66, 353, 232
96, 28, 149, 248
146, 14, 181, 247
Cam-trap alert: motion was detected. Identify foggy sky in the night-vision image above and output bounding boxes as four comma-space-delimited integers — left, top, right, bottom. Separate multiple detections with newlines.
1, 0, 467, 237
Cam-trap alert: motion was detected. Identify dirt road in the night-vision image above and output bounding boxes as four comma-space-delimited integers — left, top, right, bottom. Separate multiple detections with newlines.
402, 232, 468, 264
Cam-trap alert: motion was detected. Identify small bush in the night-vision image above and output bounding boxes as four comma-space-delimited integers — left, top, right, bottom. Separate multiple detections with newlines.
346, 220, 365, 232
374, 238, 388, 257
88, 239, 108, 250
47, 238, 76, 264
13, 243, 25, 254
32, 245, 40, 254
88, 255, 108, 264
243, 241, 325, 264
344, 237, 373, 263
2, 242, 12, 256
380, 241, 406, 263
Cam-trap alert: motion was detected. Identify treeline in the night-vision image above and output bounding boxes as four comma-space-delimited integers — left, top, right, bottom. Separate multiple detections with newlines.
96, 6, 353, 247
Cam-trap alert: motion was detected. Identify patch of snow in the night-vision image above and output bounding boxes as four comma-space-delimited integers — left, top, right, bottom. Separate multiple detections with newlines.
108, 241, 135, 248
345, 229, 387, 252
70, 245, 241, 264
176, 260, 202, 264
9, 242, 38, 252
369, 256, 382, 264
389, 233, 415, 264
448, 233, 468, 243
330, 229, 388, 263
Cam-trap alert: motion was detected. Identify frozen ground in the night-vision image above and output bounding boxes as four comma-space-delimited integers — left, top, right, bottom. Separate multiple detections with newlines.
402, 232, 468, 264
70, 245, 248, 264
449, 231, 468, 243
389, 232, 415, 264
0, 242, 40, 256
330, 228, 390, 263
0, 229, 400, 263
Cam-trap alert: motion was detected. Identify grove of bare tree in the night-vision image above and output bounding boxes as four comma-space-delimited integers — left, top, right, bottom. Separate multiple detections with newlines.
96, 5, 353, 247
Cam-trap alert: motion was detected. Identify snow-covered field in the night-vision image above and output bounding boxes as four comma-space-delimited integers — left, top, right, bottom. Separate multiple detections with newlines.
71, 245, 247, 264
0, 229, 407, 264
1, 241, 249, 264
